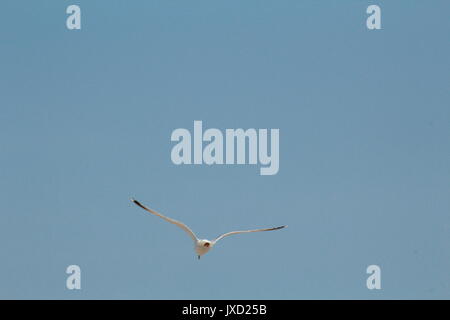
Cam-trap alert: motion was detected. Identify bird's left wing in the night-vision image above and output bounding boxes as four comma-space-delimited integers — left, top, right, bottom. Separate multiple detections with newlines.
131, 198, 198, 243
213, 225, 286, 244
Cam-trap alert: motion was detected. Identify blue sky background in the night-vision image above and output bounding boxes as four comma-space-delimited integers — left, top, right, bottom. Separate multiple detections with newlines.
0, 1, 449, 299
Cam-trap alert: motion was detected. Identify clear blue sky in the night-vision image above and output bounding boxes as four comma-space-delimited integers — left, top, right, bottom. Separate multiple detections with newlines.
0, 0, 449, 299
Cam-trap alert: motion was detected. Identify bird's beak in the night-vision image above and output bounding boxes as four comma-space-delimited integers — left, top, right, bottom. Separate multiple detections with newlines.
198, 255, 200, 260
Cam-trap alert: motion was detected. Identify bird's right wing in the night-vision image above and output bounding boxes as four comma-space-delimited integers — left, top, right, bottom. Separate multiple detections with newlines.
213, 225, 286, 244
131, 199, 198, 243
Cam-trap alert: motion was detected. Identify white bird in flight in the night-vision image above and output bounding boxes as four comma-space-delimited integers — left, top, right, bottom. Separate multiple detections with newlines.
131, 198, 287, 259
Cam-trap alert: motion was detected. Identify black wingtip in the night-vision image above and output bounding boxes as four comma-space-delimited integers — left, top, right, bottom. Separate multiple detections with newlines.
131, 198, 144, 208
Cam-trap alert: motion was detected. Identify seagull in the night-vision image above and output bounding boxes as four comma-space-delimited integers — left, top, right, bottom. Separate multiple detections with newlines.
131, 198, 287, 259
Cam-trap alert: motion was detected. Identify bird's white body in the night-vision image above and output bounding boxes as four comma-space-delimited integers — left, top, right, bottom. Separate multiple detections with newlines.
195, 239, 214, 258
131, 199, 286, 259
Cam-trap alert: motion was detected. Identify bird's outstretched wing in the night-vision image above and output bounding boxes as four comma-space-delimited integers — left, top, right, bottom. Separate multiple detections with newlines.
213, 225, 286, 244
131, 198, 198, 243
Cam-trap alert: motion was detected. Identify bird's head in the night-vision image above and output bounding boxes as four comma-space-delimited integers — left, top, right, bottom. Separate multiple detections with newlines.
198, 239, 212, 248
195, 239, 213, 258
